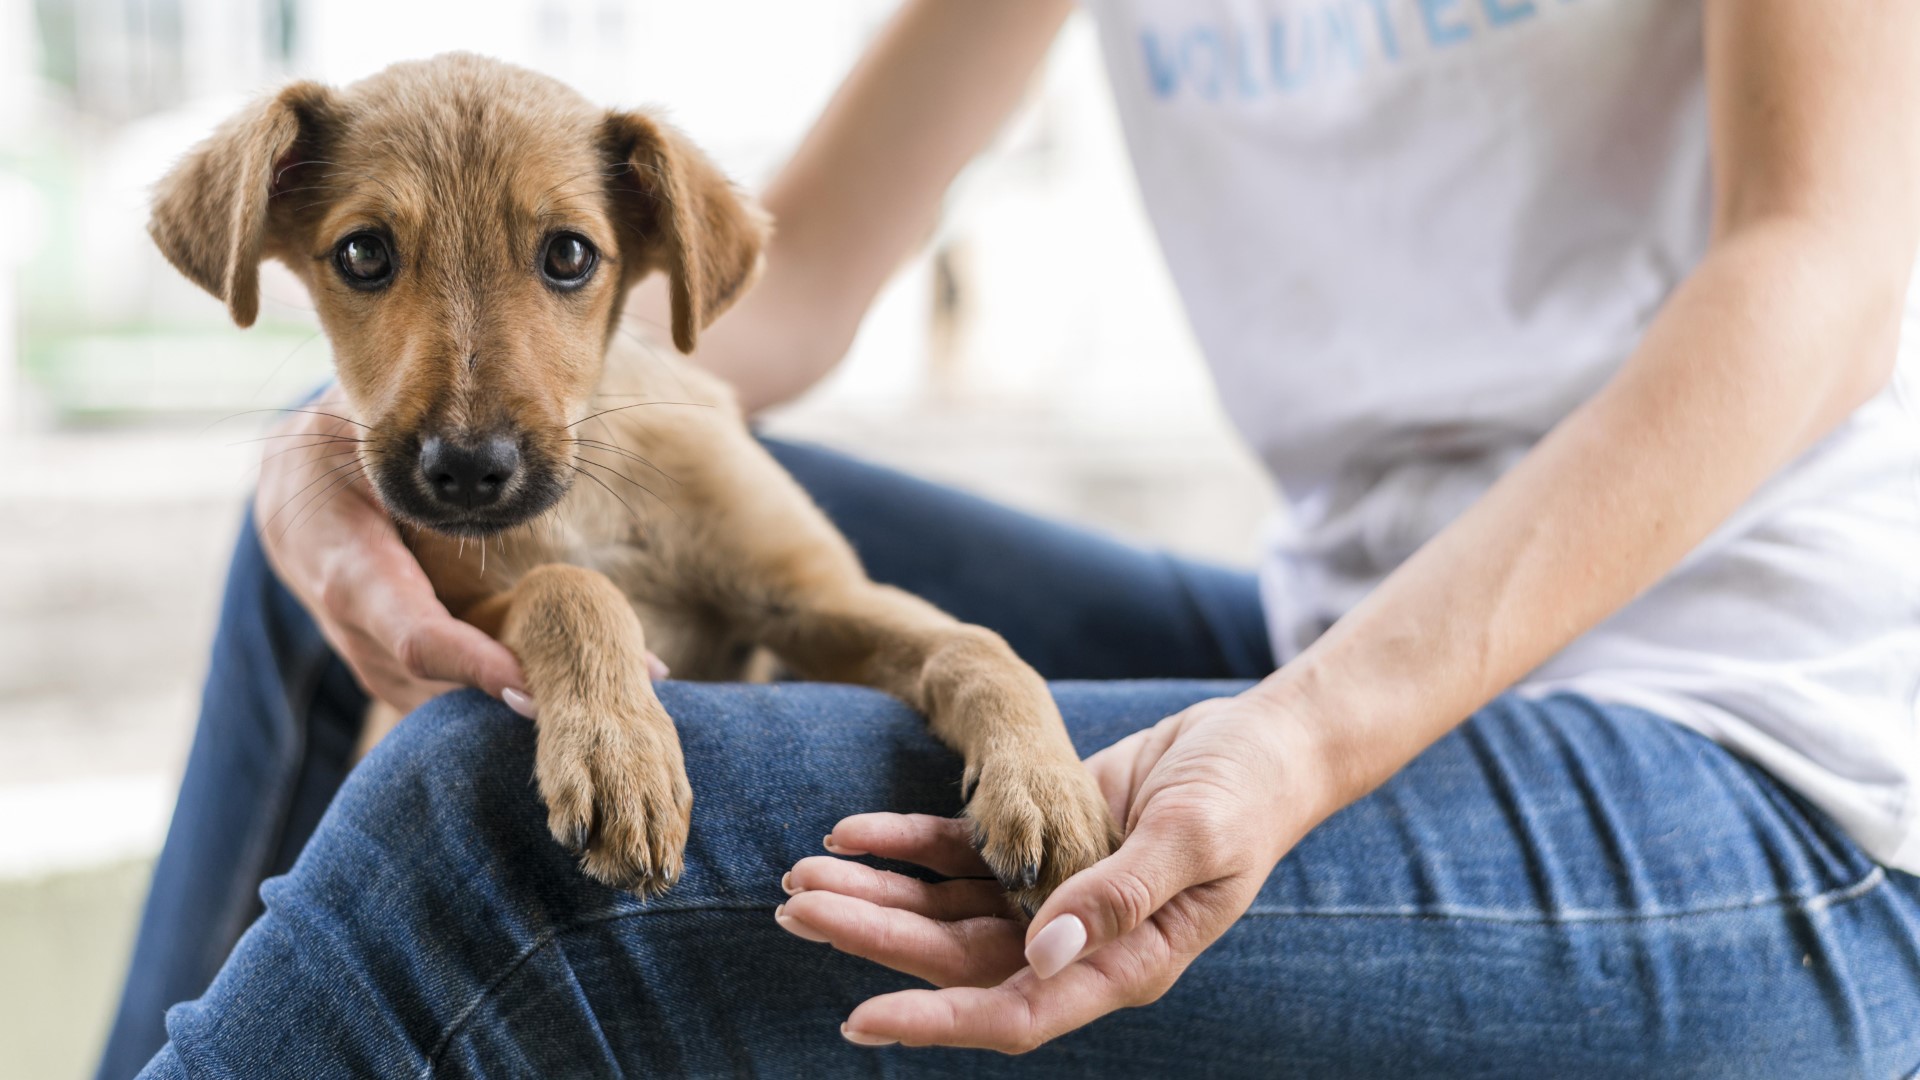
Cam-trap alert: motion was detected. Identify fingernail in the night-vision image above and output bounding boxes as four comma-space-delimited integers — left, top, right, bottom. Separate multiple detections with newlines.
841, 1023, 897, 1047
774, 904, 830, 943
823, 835, 867, 856
781, 871, 799, 895
647, 655, 670, 681
1026, 914, 1087, 979
501, 687, 538, 720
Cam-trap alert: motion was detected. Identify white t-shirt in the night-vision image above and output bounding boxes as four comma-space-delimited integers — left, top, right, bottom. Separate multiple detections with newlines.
1084, 0, 1920, 871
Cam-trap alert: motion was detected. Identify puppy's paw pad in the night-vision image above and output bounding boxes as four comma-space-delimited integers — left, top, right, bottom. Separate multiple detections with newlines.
536, 711, 691, 898
965, 757, 1118, 914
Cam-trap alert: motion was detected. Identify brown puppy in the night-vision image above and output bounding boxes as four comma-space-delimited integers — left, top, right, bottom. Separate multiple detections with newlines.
148, 53, 1116, 908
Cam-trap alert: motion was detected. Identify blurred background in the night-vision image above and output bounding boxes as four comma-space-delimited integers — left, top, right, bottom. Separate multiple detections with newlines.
0, 1, 1271, 1075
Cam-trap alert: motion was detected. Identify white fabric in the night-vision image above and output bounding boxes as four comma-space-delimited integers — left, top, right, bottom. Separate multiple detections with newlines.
1083, 0, 1920, 870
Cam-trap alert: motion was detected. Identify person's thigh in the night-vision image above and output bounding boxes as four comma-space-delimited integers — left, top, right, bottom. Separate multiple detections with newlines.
139, 685, 1920, 1079
97, 512, 364, 1080
765, 438, 1272, 680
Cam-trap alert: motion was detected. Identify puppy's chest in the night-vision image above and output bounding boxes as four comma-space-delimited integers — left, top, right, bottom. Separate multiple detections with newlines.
560, 540, 766, 681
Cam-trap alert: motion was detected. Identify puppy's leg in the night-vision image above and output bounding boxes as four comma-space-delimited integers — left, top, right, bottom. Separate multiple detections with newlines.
473, 565, 690, 895
754, 585, 1118, 911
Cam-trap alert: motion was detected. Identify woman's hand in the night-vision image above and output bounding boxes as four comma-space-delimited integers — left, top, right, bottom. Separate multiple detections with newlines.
253, 391, 526, 712
775, 693, 1330, 1052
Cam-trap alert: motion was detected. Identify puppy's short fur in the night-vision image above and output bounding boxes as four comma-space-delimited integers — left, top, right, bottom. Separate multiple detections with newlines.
149, 53, 1116, 907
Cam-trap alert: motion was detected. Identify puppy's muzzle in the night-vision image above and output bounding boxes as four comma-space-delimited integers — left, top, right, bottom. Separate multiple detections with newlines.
375, 428, 566, 536
420, 434, 519, 510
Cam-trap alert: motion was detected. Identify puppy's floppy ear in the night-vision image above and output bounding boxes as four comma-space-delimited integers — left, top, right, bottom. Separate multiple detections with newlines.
149, 81, 336, 328
600, 111, 769, 354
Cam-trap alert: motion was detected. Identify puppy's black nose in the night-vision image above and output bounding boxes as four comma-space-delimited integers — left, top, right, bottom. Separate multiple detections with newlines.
419, 435, 520, 509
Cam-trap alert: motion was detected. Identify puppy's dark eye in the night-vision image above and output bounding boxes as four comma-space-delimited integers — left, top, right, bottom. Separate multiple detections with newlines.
334, 233, 394, 288
541, 233, 597, 290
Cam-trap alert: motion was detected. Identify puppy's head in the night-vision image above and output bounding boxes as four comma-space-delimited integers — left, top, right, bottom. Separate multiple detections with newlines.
150, 53, 765, 535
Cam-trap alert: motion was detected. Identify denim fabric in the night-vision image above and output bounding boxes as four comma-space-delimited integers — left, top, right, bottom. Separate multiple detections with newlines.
101, 440, 1920, 1078
136, 687, 1920, 1078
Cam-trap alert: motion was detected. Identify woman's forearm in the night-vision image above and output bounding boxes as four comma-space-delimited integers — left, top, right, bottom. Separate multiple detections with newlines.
1256, 0, 1920, 817
631, 0, 1074, 412
1256, 222, 1914, 814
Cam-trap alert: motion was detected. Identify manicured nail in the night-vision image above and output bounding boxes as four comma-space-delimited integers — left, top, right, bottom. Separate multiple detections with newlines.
781, 871, 799, 895
502, 687, 538, 720
647, 654, 670, 681
841, 1024, 897, 1047
774, 904, 830, 943
1026, 914, 1087, 979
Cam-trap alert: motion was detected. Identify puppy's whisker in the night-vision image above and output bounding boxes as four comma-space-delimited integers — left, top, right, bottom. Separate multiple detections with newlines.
567, 400, 713, 429
290, 158, 412, 214
228, 431, 365, 446
566, 439, 681, 486
533, 165, 635, 211
210, 407, 371, 432
534, 163, 629, 199
285, 158, 408, 206
566, 463, 645, 526
275, 460, 372, 542
263, 456, 373, 533
283, 463, 374, 542
259, 441, 373, 467
574, 455, 680, 523
268, 183, 365, 199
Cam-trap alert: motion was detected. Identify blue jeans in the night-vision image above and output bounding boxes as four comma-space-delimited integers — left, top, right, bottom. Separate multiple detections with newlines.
103, 442, 1920, 1078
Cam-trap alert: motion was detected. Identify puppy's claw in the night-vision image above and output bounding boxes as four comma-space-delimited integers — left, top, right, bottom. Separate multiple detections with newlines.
536, 699, 692, 900
966, 755, 1118, 913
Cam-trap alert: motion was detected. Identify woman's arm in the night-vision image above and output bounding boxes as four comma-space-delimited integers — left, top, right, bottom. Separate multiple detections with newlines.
1259, 0, 1920, 812
784, 0, 1920, 1050
628, 0, 1076, 412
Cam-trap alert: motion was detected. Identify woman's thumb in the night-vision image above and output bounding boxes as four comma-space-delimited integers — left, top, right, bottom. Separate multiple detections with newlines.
1022, 813, 1193, 979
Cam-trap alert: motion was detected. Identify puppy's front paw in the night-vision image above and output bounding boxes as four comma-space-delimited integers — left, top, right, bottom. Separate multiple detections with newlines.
965, 752, 1119, 914
535, 699, 691, 897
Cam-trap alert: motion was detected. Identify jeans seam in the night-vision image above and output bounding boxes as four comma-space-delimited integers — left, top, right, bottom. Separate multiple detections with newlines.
421, 901, 773, 1077
1241, 865, 1887, 926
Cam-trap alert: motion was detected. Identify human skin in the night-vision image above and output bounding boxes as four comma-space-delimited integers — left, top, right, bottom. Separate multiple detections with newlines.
257, 0, 1920, 1052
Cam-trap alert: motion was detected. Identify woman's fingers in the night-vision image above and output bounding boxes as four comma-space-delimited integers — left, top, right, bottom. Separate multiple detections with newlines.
841, 954, 1140, 1052
385, 614, 525, 700
824, 813, 993, 878
332, 530, 524, 701
785, 856, 1013, 921
776, 888, 1027, 988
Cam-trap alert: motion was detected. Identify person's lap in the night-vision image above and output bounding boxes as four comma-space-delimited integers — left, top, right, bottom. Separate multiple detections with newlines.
140, 684, 1920, 1078
104, 439, 1920, 1079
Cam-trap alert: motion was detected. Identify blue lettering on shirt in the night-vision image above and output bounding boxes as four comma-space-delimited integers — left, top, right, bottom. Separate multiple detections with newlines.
1417, 0, 1474, 46
1139, 0, 1574, 102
